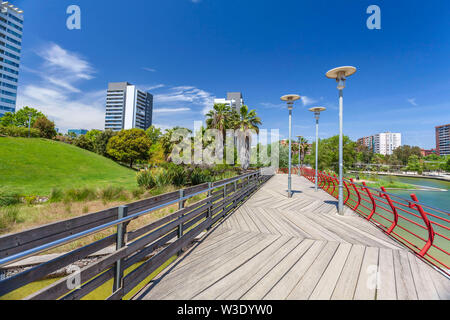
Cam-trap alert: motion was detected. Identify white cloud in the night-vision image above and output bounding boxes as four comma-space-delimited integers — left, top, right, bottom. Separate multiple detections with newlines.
154, 107, 191, 113
301, 96, 317, 106
407, 98, 418, 106
16, 43, 104, 132
143, 67, 157, 72
154, 86, 215, 116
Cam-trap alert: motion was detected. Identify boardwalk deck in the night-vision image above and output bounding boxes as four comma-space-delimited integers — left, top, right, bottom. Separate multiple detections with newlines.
135, 174, 450, 300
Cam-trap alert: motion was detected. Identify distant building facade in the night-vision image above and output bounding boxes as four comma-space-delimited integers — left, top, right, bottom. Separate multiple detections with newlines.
436, 124, 450, 156
105, 82, 153, 132
213, 92, 244, 111
358, 132, 402, 155
68, 129, 88, 136
421, 148, 437, 157
0, 2, 24, 118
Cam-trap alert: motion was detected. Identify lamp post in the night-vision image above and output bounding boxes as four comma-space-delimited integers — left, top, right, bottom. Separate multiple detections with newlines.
281, 94, 301, 198
297, 135, 303, 176
326, 66, 357, 215
28, 112, 32, 138
309, 107, 326, 192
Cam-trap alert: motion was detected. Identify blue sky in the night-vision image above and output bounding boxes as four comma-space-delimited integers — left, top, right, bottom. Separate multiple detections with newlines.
13, 0, 450, 148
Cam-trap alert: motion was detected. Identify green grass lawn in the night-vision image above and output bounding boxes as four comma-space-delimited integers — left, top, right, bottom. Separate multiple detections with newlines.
0, 137, 137, 196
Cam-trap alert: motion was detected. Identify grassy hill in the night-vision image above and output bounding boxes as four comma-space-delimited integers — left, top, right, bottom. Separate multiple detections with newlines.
0, 137, 137, 196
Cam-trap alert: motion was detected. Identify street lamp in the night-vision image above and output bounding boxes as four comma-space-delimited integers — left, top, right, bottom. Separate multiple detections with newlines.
309, 107, 326, 192
296, 135, 303, 177
326, 66, 357, 215
281, 94, 301, 198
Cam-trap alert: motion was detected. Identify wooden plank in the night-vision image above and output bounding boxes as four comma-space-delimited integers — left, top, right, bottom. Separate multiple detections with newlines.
417, 259, 450, 300
353, 246, 379, 300
216, 238, 303, 300
376, 248, 397, 300
192, 236, 291, 300
309, 243, 352, 300
287, 241, 340, 300
264, 240, 326, 300
393, 250, 418, 300
407, 253, 439, 300
331, 245, 366, 300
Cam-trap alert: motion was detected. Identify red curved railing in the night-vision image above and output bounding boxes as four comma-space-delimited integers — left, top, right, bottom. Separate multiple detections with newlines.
299, 167, 450, 275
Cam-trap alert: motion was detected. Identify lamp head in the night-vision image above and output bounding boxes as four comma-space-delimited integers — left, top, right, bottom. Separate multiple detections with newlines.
326, 66, 357, 90
309, 107, 326, 120
281, 94, 300, 111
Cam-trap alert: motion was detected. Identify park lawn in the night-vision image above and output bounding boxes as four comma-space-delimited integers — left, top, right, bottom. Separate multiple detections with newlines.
0, 137, 137, 196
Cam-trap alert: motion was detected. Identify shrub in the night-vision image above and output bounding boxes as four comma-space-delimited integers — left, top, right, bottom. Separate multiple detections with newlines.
33, 116, 57, 139
0, 125, 40, 138
64, 187, 97, 202
100, 186, 126, 202
49, 188, 64, 202
137, 170, 157, 189
0, 191, 22, 207
154, 168, 171, 187
190, 168, 212, 185
0, 206, 21, 230
131, 188, 145, 199
166, 164, 187, 187
74, 135, 94, 152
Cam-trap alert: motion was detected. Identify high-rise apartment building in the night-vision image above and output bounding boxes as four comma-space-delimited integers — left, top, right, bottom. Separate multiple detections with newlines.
105, 82, 153, 132
358, 132, 402, 155
213, 92, 244, 111
0, 2, 23, 117
436, 124, 450, 156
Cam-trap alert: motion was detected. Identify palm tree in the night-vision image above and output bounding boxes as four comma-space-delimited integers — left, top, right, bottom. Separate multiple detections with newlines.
205, 103, 233, 161
233, 105, 262, 170
299, 137, 310, 168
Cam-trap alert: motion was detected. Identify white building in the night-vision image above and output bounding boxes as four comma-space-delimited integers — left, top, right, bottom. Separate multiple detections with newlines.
0, 2, 23, 117
213, 92, 244, 111
105, 82, 153, 132
373, 132, 402, 155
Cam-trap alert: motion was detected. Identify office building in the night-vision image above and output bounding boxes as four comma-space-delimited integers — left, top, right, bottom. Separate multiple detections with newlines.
436, 124, 450, 156
105, 82, 153, 132
213, 92, 244, 111
358, 132, 402, 155
357, 135, 375, 153
0, 2, 23, 117
68, 129, 88, 136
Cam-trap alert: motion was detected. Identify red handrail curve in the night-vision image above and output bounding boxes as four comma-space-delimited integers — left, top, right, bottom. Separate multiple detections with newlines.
410, 194, 436, 257
297, 167, 450, 275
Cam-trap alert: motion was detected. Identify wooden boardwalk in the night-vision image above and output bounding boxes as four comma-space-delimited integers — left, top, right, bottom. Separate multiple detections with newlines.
135, 174, 450, 300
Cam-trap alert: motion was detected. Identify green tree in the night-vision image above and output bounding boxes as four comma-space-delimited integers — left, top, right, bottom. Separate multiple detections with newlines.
406, 154, 422, 173
0, 107, 45, 127
145, 125, 162, 144
74, 134, 94, 151
393, 145, 422, 166
206, 103, 234, 161
32, 116, 57, 139
85, 129, 102, 143
308, 135, 356, 172
107, 129, 151, 168
233, 105, 262, 169
93, 130, 116, 157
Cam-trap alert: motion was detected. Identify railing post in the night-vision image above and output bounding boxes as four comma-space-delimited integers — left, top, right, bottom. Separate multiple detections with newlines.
206, 182, 213, 230
362, 182, 376, 221
113, 205, 128, 293
350, 178, 361, 212
343, 180, 350, 205
331, 174, 337, 197
380, 187, 398, 235
177, 189, 185, 256
410, 194, 435, 257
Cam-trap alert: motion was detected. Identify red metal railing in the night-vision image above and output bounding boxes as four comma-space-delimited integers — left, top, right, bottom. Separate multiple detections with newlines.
299, 167, 450, 275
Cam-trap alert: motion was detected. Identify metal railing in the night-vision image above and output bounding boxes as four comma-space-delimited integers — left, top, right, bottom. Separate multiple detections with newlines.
0, 171, 272, 300
301, 167, 450, 276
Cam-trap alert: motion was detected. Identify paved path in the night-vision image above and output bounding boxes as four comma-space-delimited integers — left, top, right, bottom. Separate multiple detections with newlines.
136, 174, 450, 300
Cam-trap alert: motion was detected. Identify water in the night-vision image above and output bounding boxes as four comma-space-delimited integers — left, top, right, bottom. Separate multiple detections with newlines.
377, 175, 450, 212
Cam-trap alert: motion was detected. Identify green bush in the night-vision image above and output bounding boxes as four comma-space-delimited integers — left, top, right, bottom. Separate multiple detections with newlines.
64, 187, 97, 202
0, 125, 40, 138
0, 191, 22, 207
166, 165, 187, 187
49, 188, 64, 202
190, 168, 212, 185
0, 206, 21, 230
137, 170, 157, 189
100, 185, 126, 202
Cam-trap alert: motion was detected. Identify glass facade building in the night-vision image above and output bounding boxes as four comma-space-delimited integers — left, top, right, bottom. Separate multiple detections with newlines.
105, 82, 153, 132
436, 124, 450, 156
0, 2, 23, 118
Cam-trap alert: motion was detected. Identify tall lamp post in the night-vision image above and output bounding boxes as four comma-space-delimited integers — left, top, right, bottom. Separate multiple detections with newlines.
309, 107, 326, 192
296, 135, 303, 176
281, 94, 301, 198
326, 66, 357, 215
